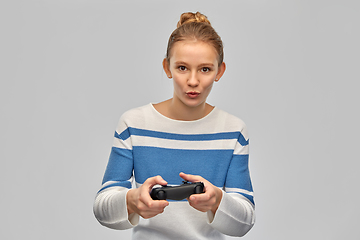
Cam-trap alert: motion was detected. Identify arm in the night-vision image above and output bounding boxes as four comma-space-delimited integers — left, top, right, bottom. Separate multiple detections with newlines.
93, 122, 137, 230
93, 175, 169, 230
93, 118, 169, 229
180, 172, 255, 237
180, 128, 255, 237
209, 190, 255, 237
211, 129, 255, 236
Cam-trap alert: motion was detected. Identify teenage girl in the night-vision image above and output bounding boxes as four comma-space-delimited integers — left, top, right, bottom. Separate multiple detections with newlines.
94, 12, 255, 239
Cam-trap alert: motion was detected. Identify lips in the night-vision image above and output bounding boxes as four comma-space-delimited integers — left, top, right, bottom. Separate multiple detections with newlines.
186, 91, 200, 98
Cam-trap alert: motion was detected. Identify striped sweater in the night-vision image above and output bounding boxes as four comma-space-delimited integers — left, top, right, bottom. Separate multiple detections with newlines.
93, 103, 255, 239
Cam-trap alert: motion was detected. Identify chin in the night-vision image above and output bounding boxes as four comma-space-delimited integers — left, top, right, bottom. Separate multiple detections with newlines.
175, 95, 206, 109
183, 100, 205, 109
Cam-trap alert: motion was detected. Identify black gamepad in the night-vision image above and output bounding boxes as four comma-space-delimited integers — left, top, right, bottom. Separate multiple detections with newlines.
150, 181, 204, 200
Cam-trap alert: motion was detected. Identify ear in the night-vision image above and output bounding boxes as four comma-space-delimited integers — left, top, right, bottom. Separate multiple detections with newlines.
162, 58, 172, 78
215, 62, 226, 82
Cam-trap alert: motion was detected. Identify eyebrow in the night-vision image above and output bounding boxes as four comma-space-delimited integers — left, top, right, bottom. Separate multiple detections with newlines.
174, 61, 215, 67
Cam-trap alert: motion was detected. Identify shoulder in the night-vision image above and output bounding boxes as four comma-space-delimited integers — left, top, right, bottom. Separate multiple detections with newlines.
115, 104, 153, 131
120, 104, 152, 121
214, 108, 249, 140
215, 108, 247, 130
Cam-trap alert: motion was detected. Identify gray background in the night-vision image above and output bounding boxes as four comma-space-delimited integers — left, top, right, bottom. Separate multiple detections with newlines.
1, 0, 359, 239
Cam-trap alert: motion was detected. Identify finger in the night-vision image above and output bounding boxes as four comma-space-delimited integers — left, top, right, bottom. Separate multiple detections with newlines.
187, 197, 212, 212
146, 175, 168, 188
140, 198, 169, 214
179, 172, 203, 183
141, 175, 171, 210
139, 187, 161, 208
140, 177, 169, 208
189, 192, 211, 202
137, 200, 168, 219
150, 200, 169, 209
141, 202, 169, 219
142, 176, 168, 198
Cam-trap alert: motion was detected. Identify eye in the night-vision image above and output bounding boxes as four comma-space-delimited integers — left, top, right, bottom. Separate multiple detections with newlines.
201, 67, 211, 73
178, 66, 187, 71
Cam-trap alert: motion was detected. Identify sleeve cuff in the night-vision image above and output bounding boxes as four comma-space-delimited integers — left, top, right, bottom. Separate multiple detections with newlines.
125, 191, 139, 227
94, 188, 139, 230
206, 189, 225, 224
207, 190, 255, 237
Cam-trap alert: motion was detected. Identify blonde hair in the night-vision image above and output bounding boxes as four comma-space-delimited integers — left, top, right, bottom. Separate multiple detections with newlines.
166, 12, 224, 66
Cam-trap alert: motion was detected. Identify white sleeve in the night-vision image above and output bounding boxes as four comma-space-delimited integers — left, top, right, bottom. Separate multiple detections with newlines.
93, 187, 139, 230
93, 113, 139, 230
207, 190, 255, 237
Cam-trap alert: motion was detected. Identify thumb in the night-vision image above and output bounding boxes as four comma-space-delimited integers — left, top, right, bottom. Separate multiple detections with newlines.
179, 172, 202, 183
146, 175, 168, 189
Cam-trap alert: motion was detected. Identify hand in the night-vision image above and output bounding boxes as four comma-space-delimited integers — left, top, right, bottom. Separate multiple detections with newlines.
126, 175, 169, 219
179, 172, 223, 214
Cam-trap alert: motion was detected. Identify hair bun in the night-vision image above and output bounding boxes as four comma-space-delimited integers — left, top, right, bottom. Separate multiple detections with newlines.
177, 12, 211, 28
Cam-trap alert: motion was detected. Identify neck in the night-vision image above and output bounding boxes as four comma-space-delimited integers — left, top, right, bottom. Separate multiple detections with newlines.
155, 98, 213, 121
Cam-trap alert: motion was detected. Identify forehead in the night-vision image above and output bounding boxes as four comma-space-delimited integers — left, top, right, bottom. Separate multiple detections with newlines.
169, 40, 219, 65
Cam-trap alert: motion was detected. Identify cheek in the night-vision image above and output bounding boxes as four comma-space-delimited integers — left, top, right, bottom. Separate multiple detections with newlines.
202, 80, 215, 91
172, 78, 183, 92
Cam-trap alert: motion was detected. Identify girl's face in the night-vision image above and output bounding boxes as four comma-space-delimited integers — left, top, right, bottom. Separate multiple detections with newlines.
163, 40, 226, 110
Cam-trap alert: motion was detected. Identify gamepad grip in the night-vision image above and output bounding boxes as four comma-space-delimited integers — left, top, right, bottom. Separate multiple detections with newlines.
150, 181, 204, 200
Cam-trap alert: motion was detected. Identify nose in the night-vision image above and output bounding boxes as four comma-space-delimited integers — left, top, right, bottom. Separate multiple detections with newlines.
187, 72, 199, 87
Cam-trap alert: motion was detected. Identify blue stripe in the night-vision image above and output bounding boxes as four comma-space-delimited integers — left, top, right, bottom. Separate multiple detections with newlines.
241, 193, 254, 205
238, 133, 249, 146
132, 146, 234, 186
102, 147, 133, 184
225, 154, 253, 193
115, 127, 248, 142
115, 128, 131, 141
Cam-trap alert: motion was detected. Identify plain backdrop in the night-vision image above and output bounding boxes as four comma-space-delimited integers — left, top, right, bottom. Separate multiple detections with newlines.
1, 0, 359, 239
